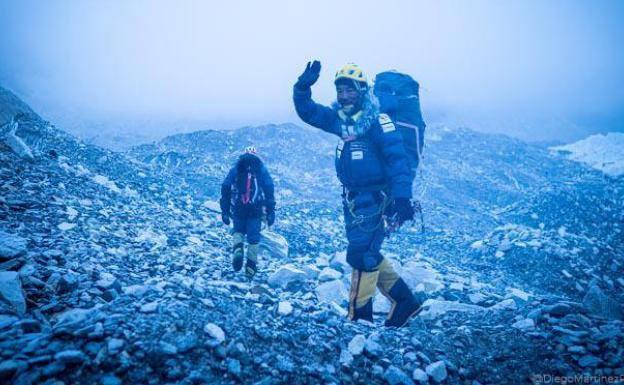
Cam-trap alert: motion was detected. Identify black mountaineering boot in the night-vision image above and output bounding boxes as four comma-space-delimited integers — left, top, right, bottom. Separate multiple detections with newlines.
384, 279, 426, 327
351, 299, 373, 322
245, 244, 259, 279
232, 242, 244, 272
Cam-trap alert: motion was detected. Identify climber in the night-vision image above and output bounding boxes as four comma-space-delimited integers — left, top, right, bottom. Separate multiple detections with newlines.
220, 146, 276, 279
293, 61, 426, 327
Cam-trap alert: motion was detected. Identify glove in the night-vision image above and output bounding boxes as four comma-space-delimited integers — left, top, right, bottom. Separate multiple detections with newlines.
222, 214, 230, 226
391, 198, 414, 225
295, 60, 321, 90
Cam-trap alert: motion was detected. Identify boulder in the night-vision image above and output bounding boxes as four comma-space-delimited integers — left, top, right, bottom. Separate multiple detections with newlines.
318, 267, 342, 282
419, 298, 516, 320
583, 281, 622, 320
412, 368, 428, 383
277, 301, 293, 316
384, 365, 413, 385
204, 323, 225, 346
315, 280, 348, 305
0, 230, 27, 260
347, 334, 366, 356
329, 251, 350, 271
259, 230, 289, 259
0, 271, 26, 316
401, 262, 443, 293
267, 264, 307, 289
302, 264, 321, 280
425, 361, 448, 383
511, 318, 535, 331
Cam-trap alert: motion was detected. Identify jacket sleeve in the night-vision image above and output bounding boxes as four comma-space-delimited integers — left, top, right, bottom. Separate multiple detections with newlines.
260, 166, 276, 210
293, 86, 341, 137
372, 115, 413, 199
220, 168, 235, 214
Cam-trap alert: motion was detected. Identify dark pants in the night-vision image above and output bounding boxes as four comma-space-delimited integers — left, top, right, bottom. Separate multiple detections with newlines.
343, 191, 404, 320
343, 191, 386, 272
233, 215, 262, 245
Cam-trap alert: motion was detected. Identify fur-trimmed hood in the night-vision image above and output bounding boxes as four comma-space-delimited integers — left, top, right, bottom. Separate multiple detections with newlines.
331, 88, 380, 137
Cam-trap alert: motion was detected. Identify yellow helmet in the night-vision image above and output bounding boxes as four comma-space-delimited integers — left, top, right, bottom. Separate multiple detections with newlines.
335, 63, 368, 87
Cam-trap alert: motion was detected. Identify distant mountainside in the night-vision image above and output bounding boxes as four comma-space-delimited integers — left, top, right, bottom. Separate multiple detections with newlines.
129, 123, 339, 202
1, 85, 623, 385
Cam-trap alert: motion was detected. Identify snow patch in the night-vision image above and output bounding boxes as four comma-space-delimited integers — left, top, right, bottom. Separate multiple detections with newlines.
135, 229, 168, 249
92, 175, 122, 193
550, 132, 624, 177
58, 222, 76, 231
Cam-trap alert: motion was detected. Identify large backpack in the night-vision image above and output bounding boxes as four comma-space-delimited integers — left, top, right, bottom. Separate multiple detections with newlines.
374, 71, 426, 172
234, 170, 264, 208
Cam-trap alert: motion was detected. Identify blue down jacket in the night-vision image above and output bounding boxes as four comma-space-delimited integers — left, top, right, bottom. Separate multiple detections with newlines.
293, 86, 412, 199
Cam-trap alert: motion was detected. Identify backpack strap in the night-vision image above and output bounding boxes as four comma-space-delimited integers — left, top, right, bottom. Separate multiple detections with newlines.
395, 121, 424, 165
241, 172, 252, 204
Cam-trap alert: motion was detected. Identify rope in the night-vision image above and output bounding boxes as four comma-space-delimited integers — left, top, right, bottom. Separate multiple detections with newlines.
344, 191, 390, 233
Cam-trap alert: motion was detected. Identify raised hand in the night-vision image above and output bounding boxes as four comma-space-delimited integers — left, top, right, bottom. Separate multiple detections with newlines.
295, 60, 321, 89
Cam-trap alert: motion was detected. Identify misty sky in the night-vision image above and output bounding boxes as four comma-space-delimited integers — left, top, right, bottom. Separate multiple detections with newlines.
1, 0, 623, 142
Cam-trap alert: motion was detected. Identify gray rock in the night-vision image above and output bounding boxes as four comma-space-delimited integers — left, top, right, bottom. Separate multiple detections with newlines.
96, 272, 121, 292
511, 318, 535, 331
364, 336, 382, 357
157, 341, 178, 356
0, 359, 28, 379
259, 230, 289, 259
542, 302, 572, 317
140, 301, 159, 313
107, 338, 124, 354
267, 264, 307, 289
100, 374, 122, 385
577, 355, 601, 368
329, 251, 350, 271
384, 365, 414, 385
58, 274, 79, 294
123, 284, 152, 297
583, 281, 622, 320
318, 267, 342, 282
55, 306, 102, 329
0, 230, 26, 260
54, 350, 87, 364
527, 308, 543, 321
14, 318, 40, 333
277, 301, 293, 316
176, 333, 198, 353
17, 264, 36, 278
302, 264, 321, 280
204, 323, 225, 346
276, 355, 295, 373
339, 349, 353, 366
42, 361, 66, 377
0, 311, 17, 327
227, 358, 241, 378
412, 368, 428, 383
568, 346, 586, 354
315, 280, 348, 305
348, 334, 366, 356
0, 271, 26, 316
426, 361, 448, 383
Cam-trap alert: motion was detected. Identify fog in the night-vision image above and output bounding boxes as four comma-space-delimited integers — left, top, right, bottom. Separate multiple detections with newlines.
1, 0, 623, 143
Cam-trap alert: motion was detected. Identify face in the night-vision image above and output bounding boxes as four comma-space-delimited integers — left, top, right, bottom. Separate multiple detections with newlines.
336, 84, 361, 113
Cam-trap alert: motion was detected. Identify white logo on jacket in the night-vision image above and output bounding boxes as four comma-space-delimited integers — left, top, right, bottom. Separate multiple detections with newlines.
379, 113, 396, 133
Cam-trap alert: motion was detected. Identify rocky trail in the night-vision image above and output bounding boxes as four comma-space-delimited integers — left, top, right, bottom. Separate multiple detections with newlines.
1, 86, 623, 385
